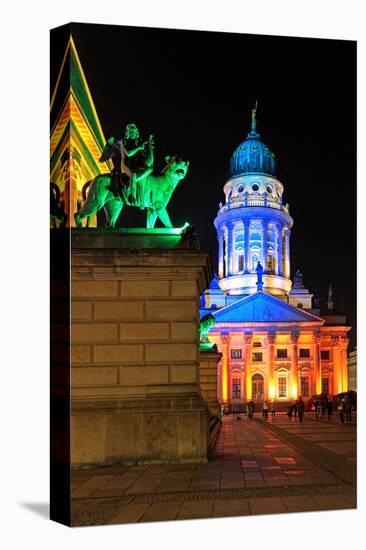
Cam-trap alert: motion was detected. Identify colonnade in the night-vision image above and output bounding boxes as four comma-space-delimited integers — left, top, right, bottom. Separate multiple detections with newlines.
217, 220, 291, 279
218, 331, 348, 404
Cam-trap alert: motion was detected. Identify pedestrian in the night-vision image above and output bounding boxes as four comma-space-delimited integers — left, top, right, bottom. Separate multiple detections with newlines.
293, 401, 298, 418
345, 395, 352, 421
270, 401, 276, 419
314, 399, 320, 419
263, 400, 269, 419
321, 400, 327, 418
248, 401, 254, 419
287, 403, 293, 417
297, 396, 305, 423
337, 399, 345, 423
327, 399, 333, 421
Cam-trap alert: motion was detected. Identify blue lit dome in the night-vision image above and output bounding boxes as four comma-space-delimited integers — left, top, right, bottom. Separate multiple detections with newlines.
229, 107, 277, 178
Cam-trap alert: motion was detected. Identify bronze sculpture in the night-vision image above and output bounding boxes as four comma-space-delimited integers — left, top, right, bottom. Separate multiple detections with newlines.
74, 154, 189, 228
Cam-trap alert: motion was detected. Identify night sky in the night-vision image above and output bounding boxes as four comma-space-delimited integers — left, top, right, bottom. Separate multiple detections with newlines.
52, 23, 356, 348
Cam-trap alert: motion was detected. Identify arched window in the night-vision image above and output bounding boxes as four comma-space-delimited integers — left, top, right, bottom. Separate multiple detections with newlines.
267, 253, 274, 273
252, 253, 259, 271
238, 254, 244, 271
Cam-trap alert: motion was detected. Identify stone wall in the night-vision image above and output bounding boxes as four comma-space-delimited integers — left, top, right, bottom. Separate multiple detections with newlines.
70, 230, 213, 466
199, 348, 222, 448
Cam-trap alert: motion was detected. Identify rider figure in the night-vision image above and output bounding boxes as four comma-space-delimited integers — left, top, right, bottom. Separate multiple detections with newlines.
99, 123, 154, 205
121, 123, 154, 205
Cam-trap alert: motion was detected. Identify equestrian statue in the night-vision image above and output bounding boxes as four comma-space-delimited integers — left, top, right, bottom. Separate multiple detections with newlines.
74, 123, 189, 228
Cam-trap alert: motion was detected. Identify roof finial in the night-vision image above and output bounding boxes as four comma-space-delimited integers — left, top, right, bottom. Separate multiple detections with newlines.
251, 100, 258, 132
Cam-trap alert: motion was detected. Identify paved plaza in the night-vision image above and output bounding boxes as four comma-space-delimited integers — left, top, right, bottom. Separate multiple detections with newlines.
71, 413, 356, 525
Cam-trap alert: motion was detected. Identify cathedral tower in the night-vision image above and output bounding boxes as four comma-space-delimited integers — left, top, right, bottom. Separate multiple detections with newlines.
214, 104, 293, 297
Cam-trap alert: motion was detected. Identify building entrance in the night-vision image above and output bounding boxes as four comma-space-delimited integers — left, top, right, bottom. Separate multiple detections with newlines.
252, 373, 264, 401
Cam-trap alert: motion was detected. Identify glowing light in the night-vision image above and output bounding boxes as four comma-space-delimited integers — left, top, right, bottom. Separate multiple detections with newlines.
268, 384, 275, 399
291, 383, 298, 400
222, 366, 228, 402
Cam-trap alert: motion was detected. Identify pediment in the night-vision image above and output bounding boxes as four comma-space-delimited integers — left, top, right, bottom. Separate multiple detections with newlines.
212, 291, 324, 325
275, 365, 290, 372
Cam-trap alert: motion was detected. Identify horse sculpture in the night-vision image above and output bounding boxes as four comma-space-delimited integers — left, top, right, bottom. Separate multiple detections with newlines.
74, 155, 189, 228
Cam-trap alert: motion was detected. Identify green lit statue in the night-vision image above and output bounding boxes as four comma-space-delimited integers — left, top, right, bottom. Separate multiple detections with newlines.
74, 124, 189, 228
199, 313, 216, 349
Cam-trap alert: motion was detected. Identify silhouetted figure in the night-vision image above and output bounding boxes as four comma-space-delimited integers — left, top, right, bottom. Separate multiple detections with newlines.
338, 398, 345, 423
297, 397, 305, 423
346, 396, 352, 421
327, 400, 333, 420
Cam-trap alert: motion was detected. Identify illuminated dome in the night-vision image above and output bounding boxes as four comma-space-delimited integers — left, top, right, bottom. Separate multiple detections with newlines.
229, 108, 277, 178
214, 103, 293, 298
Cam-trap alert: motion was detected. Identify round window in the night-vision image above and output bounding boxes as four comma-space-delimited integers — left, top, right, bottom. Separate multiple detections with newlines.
266, 185, 273, 194
238, 184, 245, 193
252, 183, 259, 192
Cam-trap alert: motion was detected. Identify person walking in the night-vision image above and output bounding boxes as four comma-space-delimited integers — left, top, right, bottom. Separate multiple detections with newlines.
338, 399, 345, 423
270, 401, 276, 419
263, 401, 269, 419
314, 399, 320, 419
293, 401, 298, 418
327, 399, 333, 421
297, 396, 305, 423
345, 395, 352, 421
287, 402, 293, 418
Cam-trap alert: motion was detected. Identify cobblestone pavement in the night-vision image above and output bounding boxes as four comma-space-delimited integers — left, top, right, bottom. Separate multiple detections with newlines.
71, 414, 356, 525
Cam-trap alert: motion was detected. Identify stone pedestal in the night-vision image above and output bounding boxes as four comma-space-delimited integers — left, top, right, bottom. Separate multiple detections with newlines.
70, 228, 213, 466
199, 348, 222, 448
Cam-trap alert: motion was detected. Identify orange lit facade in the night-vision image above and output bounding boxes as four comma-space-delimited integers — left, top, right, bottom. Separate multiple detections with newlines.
207, 312, 350, 406
201, 109, 351, 407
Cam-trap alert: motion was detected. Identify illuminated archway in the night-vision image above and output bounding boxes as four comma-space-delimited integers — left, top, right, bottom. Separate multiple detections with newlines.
252, 373, 264, 401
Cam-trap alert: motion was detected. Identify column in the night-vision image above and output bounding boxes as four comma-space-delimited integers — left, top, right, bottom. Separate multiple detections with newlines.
221, 334, 230, 403
284, 227, 291, 279
291, 332, 299, 399
218, 229, 224, 279
276, 223, 283, 276
262, 219, 268, 273
332, 336, 341, 395
243, 219, 250, 274
340, 337, 349, 392
313, 332, 321, 395
267, 333, 276, 399
245, 333, 253, 401
226, 223, 234, 276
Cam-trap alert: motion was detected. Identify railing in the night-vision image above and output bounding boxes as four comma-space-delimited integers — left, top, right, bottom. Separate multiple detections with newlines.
218, 194, 289, 215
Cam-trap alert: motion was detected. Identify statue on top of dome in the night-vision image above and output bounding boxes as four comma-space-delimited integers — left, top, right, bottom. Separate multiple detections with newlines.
251, 100, 258, 133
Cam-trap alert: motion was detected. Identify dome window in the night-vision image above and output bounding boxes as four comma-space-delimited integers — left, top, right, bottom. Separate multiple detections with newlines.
238, 184, 245, 193
266, 185, 273, 194
252, 183, 260, 192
